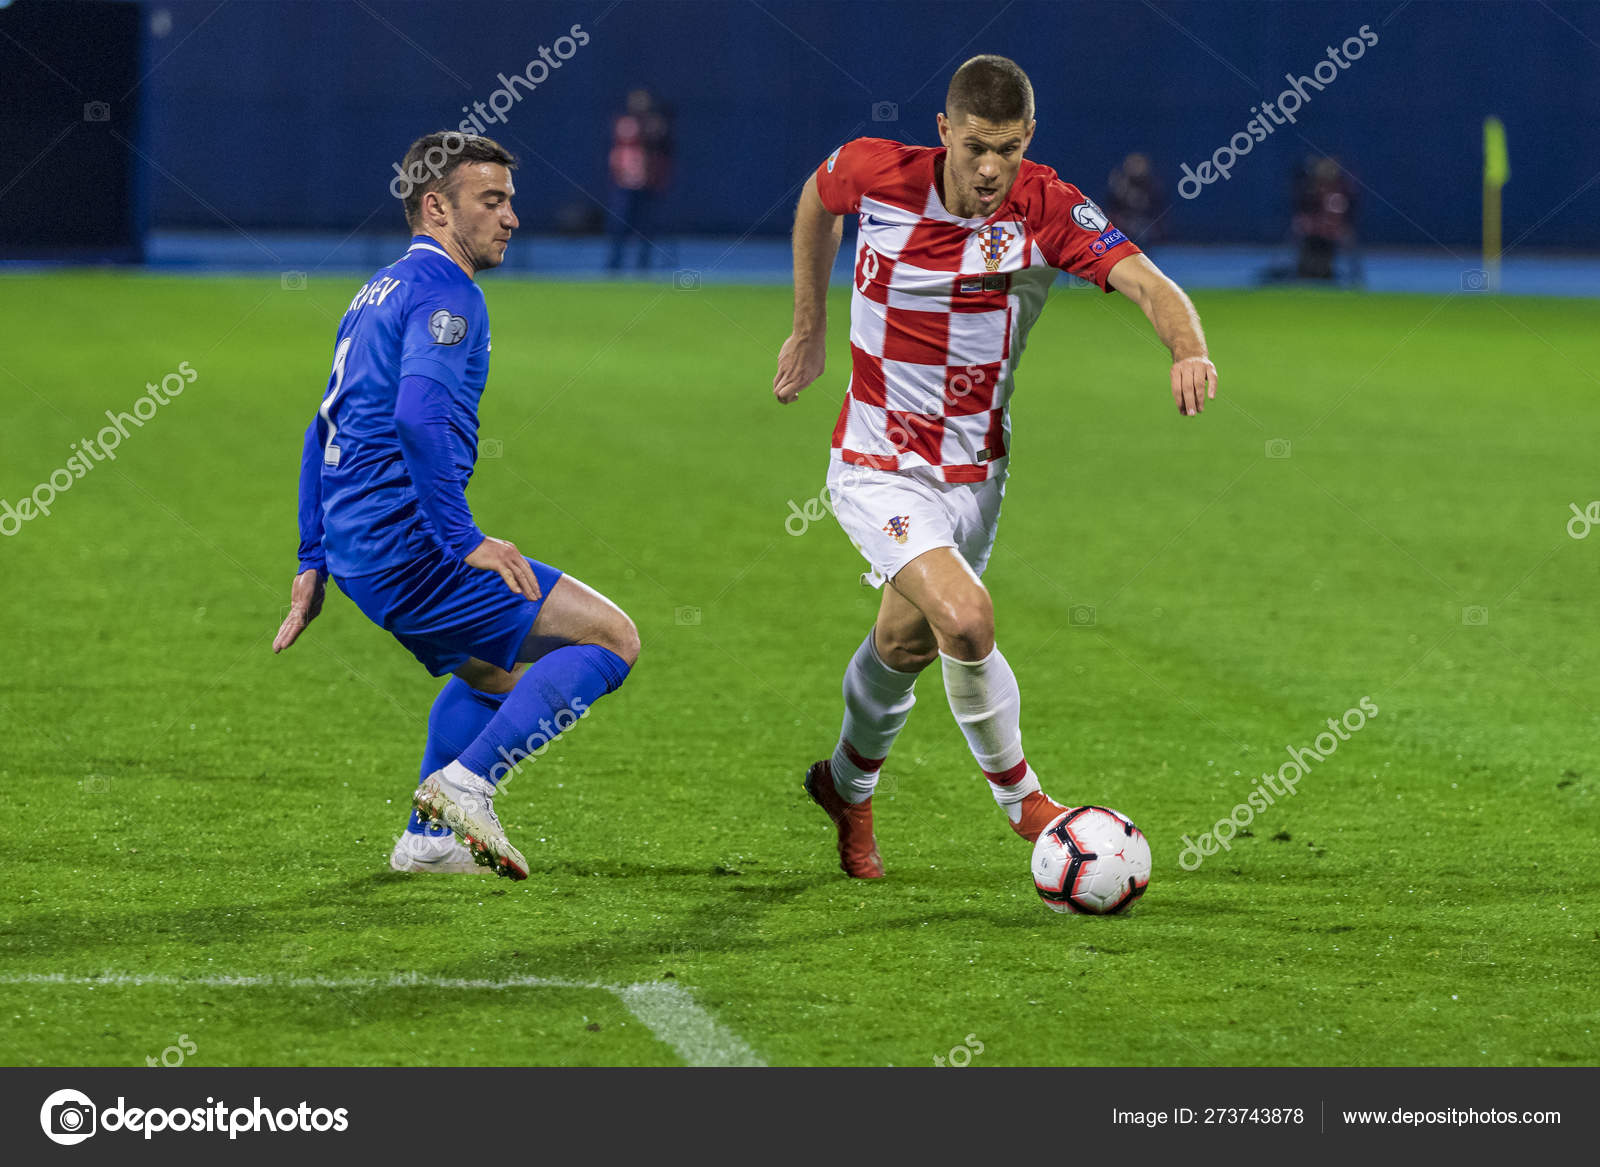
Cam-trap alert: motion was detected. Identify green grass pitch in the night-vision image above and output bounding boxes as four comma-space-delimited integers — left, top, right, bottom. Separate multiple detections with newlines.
0, 269, 1596, 1067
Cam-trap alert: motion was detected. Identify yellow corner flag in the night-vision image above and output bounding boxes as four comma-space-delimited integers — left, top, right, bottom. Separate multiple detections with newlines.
1484, 116, 1510, 188
1483, 117, 1509, 289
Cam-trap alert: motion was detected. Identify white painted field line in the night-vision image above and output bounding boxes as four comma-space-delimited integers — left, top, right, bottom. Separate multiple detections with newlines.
0, 973, 766, 1068
613, 982, 764, 1068
0, 973, 599, 990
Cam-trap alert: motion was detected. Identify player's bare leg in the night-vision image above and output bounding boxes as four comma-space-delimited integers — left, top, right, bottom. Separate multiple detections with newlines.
414, 575, 639, 880
889, 547, 1066, 842
871, 579, 941, 672
513, 574, 640, 669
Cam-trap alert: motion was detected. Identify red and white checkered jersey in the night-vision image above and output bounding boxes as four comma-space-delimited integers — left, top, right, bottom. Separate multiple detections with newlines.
814, 137, 1141, 482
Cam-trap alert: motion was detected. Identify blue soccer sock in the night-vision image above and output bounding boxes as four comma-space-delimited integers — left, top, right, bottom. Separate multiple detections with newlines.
451, 644, 631, 784
407, 677, 508, 836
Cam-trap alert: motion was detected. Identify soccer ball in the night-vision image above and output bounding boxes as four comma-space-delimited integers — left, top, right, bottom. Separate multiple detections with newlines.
1030, 806, 1151, 915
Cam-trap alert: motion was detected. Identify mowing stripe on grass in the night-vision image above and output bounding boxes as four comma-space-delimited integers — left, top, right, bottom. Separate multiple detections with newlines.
0, 973, 765, 1068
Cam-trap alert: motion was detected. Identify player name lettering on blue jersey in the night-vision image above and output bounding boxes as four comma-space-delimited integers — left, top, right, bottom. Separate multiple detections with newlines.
348, 275, 403, 313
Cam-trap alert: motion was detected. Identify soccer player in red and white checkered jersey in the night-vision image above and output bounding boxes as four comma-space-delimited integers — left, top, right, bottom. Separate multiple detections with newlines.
773, 55, 1217, 879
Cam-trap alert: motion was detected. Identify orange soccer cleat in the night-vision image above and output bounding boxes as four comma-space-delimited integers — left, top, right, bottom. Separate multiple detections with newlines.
804, 760, 885, 879
1011, 790, 1070, 844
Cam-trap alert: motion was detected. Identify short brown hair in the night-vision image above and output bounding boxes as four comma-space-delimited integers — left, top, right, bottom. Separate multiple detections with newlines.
395, 132, 517, 229
946, 55, 1035, 124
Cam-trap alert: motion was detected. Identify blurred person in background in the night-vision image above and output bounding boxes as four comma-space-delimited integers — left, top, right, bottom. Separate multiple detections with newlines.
1106, 151, 1164, 242
606, 88, 673, 271
1292, 155, 1356, 281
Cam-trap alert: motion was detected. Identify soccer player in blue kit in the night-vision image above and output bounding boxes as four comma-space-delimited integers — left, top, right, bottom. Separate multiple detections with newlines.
272, 133, 640, 880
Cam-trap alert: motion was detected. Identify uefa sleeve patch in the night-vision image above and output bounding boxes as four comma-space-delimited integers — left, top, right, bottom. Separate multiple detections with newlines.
428, 309, 468, 345
1090, 227, 1128, 255
826, 146, 842, 173
1070, 199, 1109, 233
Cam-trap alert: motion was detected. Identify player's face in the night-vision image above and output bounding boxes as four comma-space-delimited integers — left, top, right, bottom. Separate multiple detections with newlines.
936, 111, 1036, 218
444, 162, 519, 271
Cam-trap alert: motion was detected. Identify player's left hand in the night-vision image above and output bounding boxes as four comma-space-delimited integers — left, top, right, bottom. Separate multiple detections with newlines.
272, 568, 326, 653
1171, 355, 1217, 417
465, 536, 543, 600
772, 332, 827, 404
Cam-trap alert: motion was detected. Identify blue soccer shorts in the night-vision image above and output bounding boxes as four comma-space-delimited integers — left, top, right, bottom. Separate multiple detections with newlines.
334, 547, 564, 676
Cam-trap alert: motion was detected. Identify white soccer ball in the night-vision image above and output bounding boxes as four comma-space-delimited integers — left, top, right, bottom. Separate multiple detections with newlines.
1030, 806, 1151, 915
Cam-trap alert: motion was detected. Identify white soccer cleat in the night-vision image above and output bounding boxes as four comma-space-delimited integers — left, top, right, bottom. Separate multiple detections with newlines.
388, 829, 481, 874
412, 768, 529, 881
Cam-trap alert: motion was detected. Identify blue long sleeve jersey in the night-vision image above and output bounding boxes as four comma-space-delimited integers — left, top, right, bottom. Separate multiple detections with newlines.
296, 237, 492, 578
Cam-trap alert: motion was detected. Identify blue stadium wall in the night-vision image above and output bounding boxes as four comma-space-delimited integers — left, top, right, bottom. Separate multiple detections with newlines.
7, 0, 1600, 250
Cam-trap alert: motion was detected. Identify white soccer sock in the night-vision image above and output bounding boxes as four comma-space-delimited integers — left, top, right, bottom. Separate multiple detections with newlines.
941, 647, 1042, 821
440, 759, 494, 797
829, 631, 921, 804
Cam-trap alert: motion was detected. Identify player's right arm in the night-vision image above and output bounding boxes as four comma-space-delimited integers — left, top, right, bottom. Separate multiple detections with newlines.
272, 419, 328, 654
773, 172, 842, 404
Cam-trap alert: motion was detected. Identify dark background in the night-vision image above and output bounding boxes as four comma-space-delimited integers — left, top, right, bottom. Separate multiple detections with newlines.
2, 0, 1597, 257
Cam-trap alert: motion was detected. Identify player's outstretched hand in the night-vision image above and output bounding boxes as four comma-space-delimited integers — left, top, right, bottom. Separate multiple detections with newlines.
1171, 355, 1218, 417
772, 332, 827, 404
272, 568, 326, 653
465, 536, 543, 600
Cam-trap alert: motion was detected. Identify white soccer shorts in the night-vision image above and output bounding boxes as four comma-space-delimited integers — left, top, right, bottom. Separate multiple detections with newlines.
826, 460, 1006, 588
